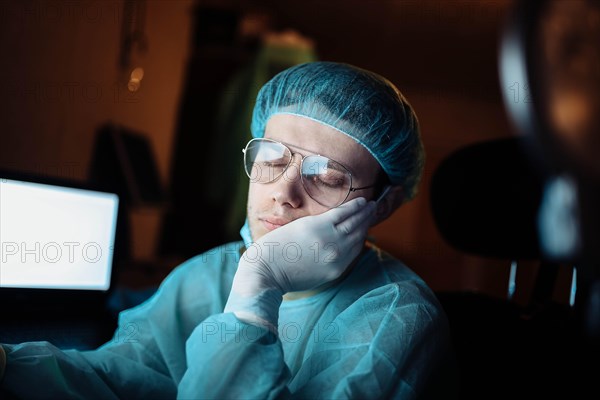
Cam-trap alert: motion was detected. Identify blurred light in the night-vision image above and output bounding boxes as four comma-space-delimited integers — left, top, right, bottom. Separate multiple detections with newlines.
508, 260, 517, 300
131, 67, 144, 81
128, 67, 144, 92
499, 29, 534, 138
551, 90, 590, 141
570, 266, 577, 307
538, 174, 580, 259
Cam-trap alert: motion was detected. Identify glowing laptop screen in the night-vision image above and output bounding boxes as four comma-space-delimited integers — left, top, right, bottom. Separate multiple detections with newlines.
0, 178, 118, 291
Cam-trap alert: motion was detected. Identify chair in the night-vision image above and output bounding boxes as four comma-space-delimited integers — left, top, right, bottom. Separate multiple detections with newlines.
431, 0, 600, 396
429, 136, 589, 398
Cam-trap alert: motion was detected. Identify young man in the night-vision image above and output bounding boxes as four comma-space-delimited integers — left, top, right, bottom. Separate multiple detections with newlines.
0, 62, 452, 399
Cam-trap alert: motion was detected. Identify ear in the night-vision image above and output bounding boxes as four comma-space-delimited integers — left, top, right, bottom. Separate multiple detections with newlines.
371, 185, 404, 226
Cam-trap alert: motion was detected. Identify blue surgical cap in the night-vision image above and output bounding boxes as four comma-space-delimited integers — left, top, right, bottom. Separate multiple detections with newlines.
251, 61, 425, 202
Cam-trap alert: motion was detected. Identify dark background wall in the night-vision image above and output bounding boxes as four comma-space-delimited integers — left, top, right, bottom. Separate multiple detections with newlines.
1, 0, 565, 302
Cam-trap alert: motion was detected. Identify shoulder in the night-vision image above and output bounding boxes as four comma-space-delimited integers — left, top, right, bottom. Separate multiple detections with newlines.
335, 246, 452, 392
334, 244, 449, 343
352, 245, 440, 310
163, 241, 244, 287
127, 242, 244, 315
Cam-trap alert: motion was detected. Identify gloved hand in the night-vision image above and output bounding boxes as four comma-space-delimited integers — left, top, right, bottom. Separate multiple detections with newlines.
224, 197, 377, 332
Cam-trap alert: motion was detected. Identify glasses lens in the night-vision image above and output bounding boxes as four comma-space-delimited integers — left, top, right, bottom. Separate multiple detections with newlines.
302, 155, 351, 207
244, 139, 291, 183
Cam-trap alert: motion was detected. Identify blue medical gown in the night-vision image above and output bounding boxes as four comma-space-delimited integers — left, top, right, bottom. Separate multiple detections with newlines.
1, 242, 451, 399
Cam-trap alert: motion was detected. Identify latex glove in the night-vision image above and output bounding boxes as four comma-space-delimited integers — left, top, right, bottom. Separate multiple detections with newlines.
224, 197, 376, 331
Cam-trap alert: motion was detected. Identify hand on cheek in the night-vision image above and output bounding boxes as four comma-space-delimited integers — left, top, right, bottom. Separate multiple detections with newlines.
225, 197, 377, 329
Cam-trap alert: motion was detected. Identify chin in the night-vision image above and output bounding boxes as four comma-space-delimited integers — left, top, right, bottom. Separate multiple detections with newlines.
247, 219, 264, 242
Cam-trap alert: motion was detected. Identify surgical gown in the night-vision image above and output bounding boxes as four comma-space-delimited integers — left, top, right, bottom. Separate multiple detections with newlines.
1, 242, 451, 399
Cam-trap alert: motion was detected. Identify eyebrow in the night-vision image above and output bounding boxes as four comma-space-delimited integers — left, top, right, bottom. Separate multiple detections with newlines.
277, 140, 318, 157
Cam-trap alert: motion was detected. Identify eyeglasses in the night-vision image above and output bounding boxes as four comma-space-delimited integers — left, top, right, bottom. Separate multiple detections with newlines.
242, 138, 377, 208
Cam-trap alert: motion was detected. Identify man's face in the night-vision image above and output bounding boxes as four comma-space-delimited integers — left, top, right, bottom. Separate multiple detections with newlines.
247, 114, 381, 241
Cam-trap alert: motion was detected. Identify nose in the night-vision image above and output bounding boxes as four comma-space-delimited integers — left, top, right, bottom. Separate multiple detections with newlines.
271, 153, 304, 208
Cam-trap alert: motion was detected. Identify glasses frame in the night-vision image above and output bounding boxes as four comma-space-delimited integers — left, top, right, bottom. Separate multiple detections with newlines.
242, 137, 377, 208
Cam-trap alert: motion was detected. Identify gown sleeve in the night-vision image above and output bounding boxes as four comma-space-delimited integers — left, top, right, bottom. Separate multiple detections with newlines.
1, 249, 235, 400
1, 297, 177, 399
178, 281, 449, 400
178, 313, 290, 400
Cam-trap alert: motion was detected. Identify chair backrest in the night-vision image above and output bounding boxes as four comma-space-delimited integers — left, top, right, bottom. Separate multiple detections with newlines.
430, 136, 544, 260
429, 136, 579, 398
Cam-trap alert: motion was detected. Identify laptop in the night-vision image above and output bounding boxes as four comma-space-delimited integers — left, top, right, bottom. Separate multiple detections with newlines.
0, 170, 121, 349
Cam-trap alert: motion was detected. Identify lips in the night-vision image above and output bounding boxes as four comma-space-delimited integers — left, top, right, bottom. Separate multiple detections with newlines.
260, 216, 292, 231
